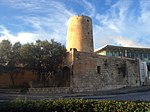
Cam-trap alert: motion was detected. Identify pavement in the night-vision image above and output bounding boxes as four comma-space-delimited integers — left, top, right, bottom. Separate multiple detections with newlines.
62, 85, 150, 98
1, 86, 150, 101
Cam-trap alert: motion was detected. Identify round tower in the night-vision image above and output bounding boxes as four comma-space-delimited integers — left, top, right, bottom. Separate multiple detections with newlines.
66, 15, 94, 53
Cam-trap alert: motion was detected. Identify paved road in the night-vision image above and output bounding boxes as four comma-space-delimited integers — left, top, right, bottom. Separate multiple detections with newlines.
79, 91, 150, 101
1, 91, 150, 101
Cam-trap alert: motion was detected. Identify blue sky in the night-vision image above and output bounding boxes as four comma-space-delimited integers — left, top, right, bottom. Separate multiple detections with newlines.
0, 0, 150, 49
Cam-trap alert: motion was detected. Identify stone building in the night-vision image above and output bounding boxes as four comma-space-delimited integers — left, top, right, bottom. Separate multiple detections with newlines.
0, 15, 142, 94
64, 15, 141, 92
95, 45, 150, 85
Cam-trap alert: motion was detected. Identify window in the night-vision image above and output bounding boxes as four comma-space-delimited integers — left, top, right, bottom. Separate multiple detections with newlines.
144, 53, 148, 60
127, 52, 131, 58
148, 53, 150, 60
97, 66, 100, 74
107, 51, 112, 57
147, 65, 150, 71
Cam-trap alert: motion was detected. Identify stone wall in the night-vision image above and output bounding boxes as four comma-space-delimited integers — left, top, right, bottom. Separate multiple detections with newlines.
28, 87, 70, 94
66, 15, 94, 53
68, 49, 140, 92
0, 71, 36, 88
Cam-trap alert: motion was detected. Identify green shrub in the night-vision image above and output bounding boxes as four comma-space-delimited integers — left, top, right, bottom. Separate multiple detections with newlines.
0, 99, 150, 112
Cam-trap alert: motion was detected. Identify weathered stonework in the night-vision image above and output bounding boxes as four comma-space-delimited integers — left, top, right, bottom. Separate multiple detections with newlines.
66, 15, 94, 53
64, 15, 140, 92
0, 15, 141, 94
65, 49, 140, 92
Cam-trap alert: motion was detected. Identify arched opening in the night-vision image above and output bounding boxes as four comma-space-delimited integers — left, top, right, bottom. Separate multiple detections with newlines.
62, 66, 70, 87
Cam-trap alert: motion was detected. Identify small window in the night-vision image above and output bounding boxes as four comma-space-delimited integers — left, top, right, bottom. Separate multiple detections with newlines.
147, 65, 150, 71
97, 66, 100, 74
87, 19, 89, 22
88, 32, 90, 34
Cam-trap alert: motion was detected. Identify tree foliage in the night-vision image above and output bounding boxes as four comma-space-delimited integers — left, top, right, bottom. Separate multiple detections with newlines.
0, 39, 66, 87
0, 40, 22, 86
20, 39, 66, 82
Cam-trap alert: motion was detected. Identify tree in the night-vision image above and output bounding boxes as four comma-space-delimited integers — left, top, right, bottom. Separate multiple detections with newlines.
0, 40, 22, 87
0, 39, 66, 87
20, 39, 66, 86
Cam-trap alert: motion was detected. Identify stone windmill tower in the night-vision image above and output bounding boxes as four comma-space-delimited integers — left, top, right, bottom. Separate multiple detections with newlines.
66, 15, 94, 53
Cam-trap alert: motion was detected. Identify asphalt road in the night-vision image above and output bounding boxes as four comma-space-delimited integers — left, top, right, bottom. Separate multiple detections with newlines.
80, 91, 150, 101
1, 91, 150, 101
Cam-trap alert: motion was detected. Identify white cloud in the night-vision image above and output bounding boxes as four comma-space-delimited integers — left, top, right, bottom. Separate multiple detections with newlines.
0, 0, 75, 45
93, 24, 143, 48
138, 0, 150, 31
81, 0, 96, 17
94, 0, 150, 49
114, 36, 143, 47
1, 0, 150, 49
0, 25, 38, 43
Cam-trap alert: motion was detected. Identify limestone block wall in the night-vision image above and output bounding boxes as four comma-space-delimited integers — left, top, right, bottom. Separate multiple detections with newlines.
69, 50, 140, 92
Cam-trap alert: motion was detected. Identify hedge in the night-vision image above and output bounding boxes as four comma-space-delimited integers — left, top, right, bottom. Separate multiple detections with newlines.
0, 99, 150, 112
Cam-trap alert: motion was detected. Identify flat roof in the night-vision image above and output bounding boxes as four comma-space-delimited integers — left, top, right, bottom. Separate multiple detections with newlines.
95, 45, 150, 53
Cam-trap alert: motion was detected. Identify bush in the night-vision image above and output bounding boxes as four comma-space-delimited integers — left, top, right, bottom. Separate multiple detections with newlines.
0, 99, 150, 112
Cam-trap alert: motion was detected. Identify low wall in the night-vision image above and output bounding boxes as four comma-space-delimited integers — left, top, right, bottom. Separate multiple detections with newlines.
28, 87, 70, 94
0, 71, 36, 88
